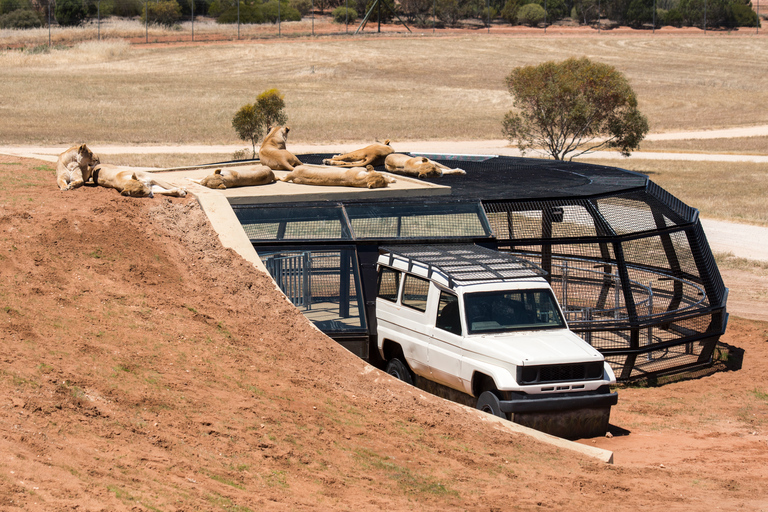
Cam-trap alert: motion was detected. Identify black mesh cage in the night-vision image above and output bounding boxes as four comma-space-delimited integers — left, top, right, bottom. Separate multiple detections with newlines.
233, 154, 728, 383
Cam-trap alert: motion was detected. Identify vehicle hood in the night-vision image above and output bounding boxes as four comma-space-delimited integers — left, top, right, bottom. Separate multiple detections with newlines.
463, 329, 604, 366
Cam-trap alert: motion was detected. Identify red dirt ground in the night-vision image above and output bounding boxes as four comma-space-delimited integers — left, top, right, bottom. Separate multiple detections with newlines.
1, 154, 767, 511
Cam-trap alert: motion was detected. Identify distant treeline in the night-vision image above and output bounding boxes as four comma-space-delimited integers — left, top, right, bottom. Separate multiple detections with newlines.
0, 0, 760, 30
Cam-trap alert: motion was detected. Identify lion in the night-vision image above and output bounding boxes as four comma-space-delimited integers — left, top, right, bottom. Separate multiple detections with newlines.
192, 165, 276, 190
322, 140, 394, 168
56, 144, 100, 191
258, 126, 303, 171
280, 164, 396, 189
92, 164, 187, 198
384, 153, 467, 179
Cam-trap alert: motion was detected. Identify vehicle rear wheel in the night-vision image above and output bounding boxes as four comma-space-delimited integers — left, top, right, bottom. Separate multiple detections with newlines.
476, 390, 506, 419
385, 358, 414, 385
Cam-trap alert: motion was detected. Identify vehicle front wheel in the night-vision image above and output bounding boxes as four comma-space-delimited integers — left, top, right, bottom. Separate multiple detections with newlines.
476, 390, 506, 419
385, 358, 414, 386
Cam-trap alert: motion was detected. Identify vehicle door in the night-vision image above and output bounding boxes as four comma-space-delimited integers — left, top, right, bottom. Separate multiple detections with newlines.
390, 272, 431, 375
427, 288, 464, 389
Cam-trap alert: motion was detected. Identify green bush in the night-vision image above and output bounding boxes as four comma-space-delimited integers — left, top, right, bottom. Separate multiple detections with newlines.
516, 2, 545, 25
500, 0, 522, 22
728, 1, 759, 27
531, 0, 566, 20
1, 0, 32, 15
143, 0, 183, 26
261, 0, 301, 21
659, 6, 683, 25
290, 0, 311, 15
55, 0, 88, 26
436, 0, 462, 25
216, 2, 265, 22
0, 7, 42, 27
332, 5, 356, 21
112, 0, 143, 17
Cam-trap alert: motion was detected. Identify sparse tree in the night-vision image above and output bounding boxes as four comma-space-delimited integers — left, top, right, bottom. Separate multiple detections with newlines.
502, 57, 649, 161
232, 89, 288, 159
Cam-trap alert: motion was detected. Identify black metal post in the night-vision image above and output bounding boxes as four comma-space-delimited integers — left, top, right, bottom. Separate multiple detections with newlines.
98, 0, 101, 40
237, 0, 240, 39
191, 0, 194, 41
145, 0, 148, 43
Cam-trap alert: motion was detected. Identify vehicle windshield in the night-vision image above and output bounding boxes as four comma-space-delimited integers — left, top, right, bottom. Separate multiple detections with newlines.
464, 289, 566, 334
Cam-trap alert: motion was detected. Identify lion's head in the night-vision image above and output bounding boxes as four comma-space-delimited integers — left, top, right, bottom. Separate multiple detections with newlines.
263, 126, 290, 149
120, 174, 153, 198
200, 169, 227, 189
365, 171, 389, 189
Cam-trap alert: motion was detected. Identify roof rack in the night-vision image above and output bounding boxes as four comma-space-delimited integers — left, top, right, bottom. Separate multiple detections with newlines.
380, 244, 548, 288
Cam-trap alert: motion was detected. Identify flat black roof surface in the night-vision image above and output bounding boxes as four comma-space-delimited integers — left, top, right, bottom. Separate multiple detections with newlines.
298, 153, 649, 202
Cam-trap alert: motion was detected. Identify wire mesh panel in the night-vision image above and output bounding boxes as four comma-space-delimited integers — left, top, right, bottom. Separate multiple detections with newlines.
241, 154, 727, 382
259, 248, 367, 333
345, 202, 489, 239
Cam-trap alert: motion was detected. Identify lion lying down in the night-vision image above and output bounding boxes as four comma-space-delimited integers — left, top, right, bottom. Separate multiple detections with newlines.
56, 144, 100, 191
192, 165, 275, 189
92, 164, 187, 198
384, 154, 467, 179
280, 164, 396, 189
322, 140, 394, 168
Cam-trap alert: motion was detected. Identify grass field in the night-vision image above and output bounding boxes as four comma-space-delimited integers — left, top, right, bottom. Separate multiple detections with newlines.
1, 34, 767, 145
584, 158, 768, 226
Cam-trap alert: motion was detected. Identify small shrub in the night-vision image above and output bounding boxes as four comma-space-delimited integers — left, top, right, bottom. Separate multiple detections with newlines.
216, 2, 264, 23
0, 7, 42, 28
55, 0, 88, 26
516, 2, 545, 25
500, 0, 523, 23
143, 0, 183, 26
1, 0, 32, 15
261, 0, 301, 22
332, 5, 356, 22
112, 0, 143, 17
289, 0, 311, 15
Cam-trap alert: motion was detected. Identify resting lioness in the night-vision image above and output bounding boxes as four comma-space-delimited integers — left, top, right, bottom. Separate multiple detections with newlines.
193, 165, 275, 189
384, 154, 467, 179
258, 126, 303, 171
280, 164, 396, 189
92, 164, 187, 198
56, 144, 100, 191
322, 140, 394, 168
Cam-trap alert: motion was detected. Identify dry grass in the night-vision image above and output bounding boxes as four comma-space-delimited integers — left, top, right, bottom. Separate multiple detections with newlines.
584, 158, 768, 225
640, 136, 768, 154
0, 33, 767, 145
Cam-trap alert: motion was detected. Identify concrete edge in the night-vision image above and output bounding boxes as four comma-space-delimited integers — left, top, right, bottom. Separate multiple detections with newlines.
460, 402, 615, 464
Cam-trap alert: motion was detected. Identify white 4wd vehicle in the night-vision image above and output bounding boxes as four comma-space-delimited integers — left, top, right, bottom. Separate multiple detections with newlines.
376, 244, 618, 439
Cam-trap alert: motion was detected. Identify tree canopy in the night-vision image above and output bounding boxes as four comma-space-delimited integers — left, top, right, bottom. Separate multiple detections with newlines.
502, 57, 649, 161
232, 89, 288, 159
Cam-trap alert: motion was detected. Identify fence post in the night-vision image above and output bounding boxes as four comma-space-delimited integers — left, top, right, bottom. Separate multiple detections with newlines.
278, 0, 281, 37
237, 0, 240, 39
191, 0, 194, 41
48, 0, 51, 47
97, 0, 101, 40
145, 0, 148, 43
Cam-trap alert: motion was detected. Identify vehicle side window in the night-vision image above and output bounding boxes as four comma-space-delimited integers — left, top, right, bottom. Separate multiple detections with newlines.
435, 292, 461, 335
377, 267, 401, 302
401, 274, 429, 312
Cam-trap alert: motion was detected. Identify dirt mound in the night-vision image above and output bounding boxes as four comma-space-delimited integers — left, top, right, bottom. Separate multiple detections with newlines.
1, 154, 767, 510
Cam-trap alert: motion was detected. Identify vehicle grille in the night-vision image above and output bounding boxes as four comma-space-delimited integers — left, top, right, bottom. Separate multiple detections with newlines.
517, 361, 604, 385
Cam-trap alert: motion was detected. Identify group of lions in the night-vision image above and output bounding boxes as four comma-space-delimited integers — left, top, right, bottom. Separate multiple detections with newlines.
56, 127, 466, 195
194, 126, 466, 191
56, 143, 187, 198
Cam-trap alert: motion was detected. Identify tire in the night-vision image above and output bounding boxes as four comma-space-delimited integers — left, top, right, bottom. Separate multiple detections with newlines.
385, 358, 414, 386
476, 390, 506, 419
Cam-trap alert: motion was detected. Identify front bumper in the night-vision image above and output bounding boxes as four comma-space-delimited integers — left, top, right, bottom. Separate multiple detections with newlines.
498, 390, 618, 414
